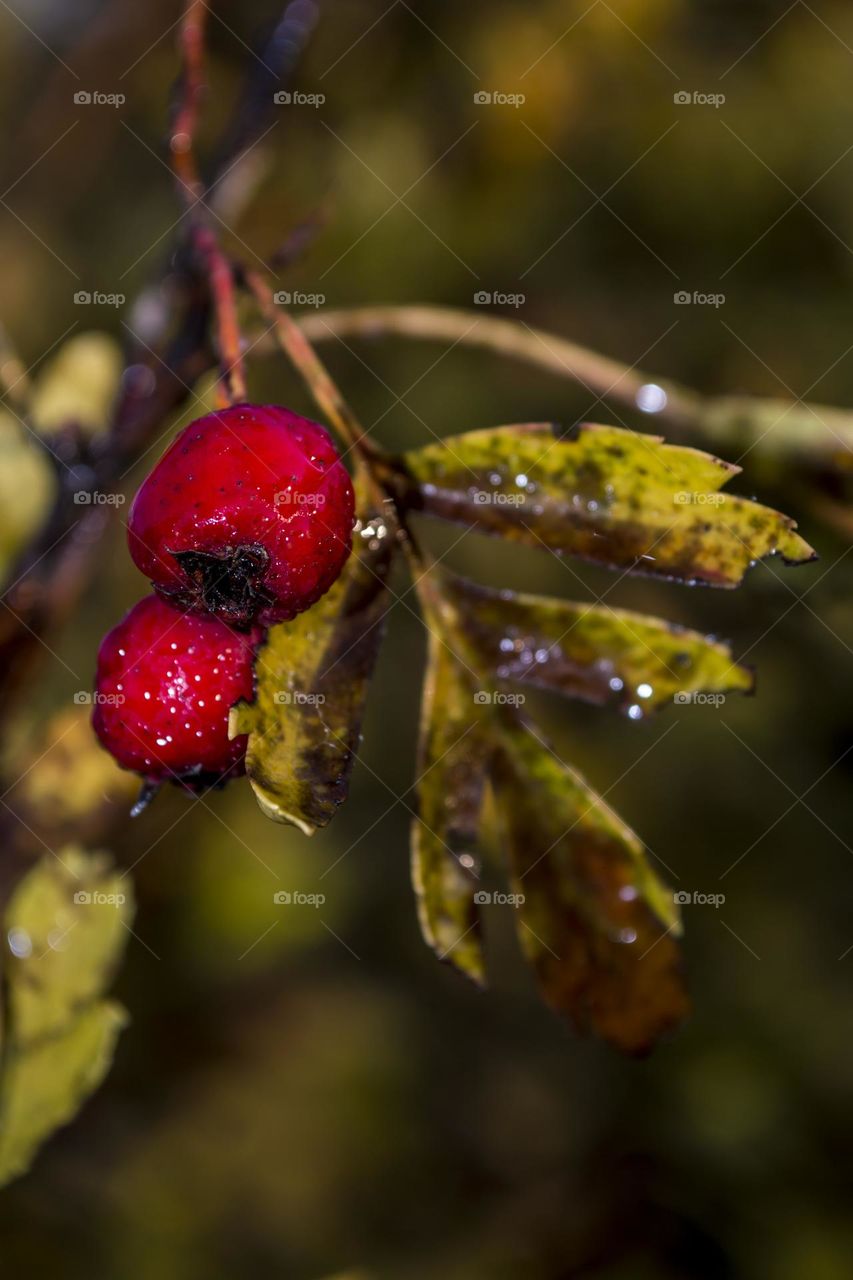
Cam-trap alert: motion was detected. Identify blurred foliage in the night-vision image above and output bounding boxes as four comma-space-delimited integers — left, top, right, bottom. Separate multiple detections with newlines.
30, 332, 122, 436
0, 0, 851, 1277
0, 848, 131, 1184
0, 413, 56, 576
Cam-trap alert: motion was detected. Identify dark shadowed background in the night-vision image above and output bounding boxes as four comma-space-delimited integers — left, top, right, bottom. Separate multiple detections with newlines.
0, 0, 851, 1276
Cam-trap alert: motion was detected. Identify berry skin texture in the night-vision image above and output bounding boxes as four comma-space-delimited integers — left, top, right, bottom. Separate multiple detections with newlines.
128, 404, 355, 628
92, 594, 257, 791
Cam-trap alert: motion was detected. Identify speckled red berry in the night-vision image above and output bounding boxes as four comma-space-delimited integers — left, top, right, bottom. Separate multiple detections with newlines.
92, 594, 257, 797
127, 404, 355, 628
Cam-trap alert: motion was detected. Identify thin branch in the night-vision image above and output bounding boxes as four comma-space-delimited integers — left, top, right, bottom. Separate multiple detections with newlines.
243, 270, 378, 464
209, 0, 322, 187
294, 305, 853, 465
296, 305, 701, 428
242, 271, 437, 572
194, 225, 247, 404
171, 0, 208, 208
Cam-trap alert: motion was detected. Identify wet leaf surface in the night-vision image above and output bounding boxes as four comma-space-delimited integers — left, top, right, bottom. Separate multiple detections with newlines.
409, 583, 689, 1052
395, 422, 816, 586
442, 571, 754, 715
492, 717, 688, 1055
412, 626, 489, 985
231, 499, 395, 833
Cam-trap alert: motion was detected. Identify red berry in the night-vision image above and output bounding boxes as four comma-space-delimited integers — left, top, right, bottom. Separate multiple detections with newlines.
92, 594, 257, 794
128, 404, 355, 628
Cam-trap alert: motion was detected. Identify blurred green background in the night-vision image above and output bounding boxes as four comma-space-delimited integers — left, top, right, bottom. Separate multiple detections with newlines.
1, 0, 852, 1276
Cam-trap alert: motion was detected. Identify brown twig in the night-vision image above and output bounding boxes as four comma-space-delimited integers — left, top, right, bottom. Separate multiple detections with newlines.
171, 0, 208, 208
172, 2, 247, 407
194, 225, 247, 405
294, 304, 853, 466
296, 305, 701, 429
243, 270, 379, 467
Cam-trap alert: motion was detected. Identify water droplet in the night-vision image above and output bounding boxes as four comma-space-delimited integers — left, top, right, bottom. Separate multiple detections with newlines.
636, 383, 668, 414
7, 927, 31, 958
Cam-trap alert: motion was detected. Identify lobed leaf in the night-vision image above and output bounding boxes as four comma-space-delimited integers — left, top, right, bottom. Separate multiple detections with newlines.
409, 578, 689, 1051
441, 571, 753, 715
231, 499, 395, 833
412, 627, 489, 985
492, 718, 688, 1054
394, 422, 815, 586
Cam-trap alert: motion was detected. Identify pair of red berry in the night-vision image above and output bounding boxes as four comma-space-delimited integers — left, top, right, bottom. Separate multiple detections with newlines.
93, 404, 355, 803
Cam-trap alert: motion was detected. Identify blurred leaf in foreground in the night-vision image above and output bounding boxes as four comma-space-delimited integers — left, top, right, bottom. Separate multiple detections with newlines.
0, 1002, 125, 1187
8, 706, 139, 841
0, 847, 132, 1185
0, 411, 57, 583
29, 332, 122, 437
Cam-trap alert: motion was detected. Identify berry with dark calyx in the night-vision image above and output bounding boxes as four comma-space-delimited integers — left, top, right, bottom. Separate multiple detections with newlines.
128, 404, 355, 628
92, 594, 258, 806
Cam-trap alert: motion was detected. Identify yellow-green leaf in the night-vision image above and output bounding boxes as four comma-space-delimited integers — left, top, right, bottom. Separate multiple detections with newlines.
442, 571, 753, 715
5, 846, 132, 1046
231, 503, 394, 832
412, 628, 489, 985
0, 847, 132, 1186
395, 422, 815, 586
29, 332, 122, 437
0, 412, 57, 585
0, 1001, 126, 1187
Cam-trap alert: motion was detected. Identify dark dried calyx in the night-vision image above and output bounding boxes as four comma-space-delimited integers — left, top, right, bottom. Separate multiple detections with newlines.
164, 544, 274, 629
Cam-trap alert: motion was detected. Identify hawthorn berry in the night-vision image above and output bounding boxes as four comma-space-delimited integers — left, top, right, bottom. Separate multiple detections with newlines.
128, 403, 355, 628
92, 594, 257, 799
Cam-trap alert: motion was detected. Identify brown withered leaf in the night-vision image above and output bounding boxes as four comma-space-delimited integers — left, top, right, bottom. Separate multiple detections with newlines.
492, 717, 688, 1054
